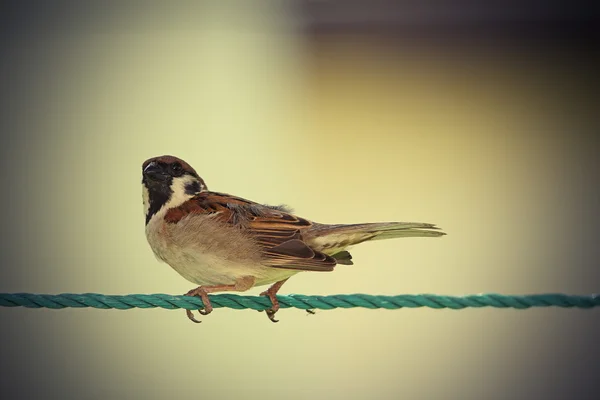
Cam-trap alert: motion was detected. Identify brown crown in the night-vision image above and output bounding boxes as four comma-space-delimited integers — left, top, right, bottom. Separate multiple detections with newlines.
142, 155, 199, 178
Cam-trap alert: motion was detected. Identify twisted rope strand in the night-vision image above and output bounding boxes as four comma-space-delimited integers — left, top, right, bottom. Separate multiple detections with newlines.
0, 293, 598, 311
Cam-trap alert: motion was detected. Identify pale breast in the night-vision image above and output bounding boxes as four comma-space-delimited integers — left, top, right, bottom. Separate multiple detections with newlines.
145, 213, 296, 287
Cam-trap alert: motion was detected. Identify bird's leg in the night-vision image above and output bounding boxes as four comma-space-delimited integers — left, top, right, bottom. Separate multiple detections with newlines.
184, 276, 255, 323
184, 286, 220, 322
260, 278, 289, 323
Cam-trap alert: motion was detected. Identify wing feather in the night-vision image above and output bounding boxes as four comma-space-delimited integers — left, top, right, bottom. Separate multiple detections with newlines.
164, 192, 336, 272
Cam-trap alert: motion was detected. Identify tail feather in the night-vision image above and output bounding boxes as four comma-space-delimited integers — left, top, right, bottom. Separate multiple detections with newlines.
307, 222, 445, 255
361, 222, 445, 240
331, 250, 354, 265
323, 222, 445, 238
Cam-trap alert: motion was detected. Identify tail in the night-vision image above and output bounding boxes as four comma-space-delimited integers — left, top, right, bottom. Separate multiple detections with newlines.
307, 222, 445, 257
354, 222, 445, 240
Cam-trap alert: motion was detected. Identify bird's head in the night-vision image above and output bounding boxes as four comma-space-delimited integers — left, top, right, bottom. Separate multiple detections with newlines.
142, 155, 206, 224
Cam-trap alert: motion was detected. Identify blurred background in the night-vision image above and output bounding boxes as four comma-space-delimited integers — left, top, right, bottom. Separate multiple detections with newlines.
0, 1, 598, 399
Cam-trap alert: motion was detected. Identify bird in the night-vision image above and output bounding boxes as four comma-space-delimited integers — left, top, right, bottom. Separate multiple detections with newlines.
142, 155, 445, 323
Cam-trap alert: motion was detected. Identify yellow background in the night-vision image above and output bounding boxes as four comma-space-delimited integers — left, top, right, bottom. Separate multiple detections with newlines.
1, 3, 598, 399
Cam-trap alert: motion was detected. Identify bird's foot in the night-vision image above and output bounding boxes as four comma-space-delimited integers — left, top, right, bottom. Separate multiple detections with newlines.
184, 286, 213, 323
182, 279, 255, 323
259, 289, 280, 323
259, 278, 289, 323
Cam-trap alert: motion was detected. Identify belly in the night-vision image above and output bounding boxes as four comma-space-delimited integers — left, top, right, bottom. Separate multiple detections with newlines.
145, 215, 298, 287
154, 244, 297, 287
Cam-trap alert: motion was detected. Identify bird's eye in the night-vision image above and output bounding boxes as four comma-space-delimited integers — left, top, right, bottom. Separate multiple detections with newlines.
171, 163, 183, 174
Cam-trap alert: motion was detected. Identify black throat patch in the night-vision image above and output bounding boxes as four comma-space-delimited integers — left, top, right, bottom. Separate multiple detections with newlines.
144, 177, 173, 225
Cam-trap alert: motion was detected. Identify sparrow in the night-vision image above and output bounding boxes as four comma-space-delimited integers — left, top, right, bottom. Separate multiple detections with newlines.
142, 155, 445, 323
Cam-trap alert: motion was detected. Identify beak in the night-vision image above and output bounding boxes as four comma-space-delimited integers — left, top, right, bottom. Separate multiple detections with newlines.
143, 162, 168, 181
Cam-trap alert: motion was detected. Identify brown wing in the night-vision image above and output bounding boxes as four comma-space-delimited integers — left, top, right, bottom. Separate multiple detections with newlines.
164, 192, 336, 272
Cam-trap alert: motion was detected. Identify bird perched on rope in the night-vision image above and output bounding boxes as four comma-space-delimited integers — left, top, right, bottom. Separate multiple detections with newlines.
142, 155, 445, 323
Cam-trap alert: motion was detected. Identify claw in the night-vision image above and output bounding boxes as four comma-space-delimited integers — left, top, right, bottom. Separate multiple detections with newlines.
260, 294, 280, 322
182, 279, 253, 323
266, 309, 279, 323
183, 286, 214, 323
259, 278, 289, 323
186, 309, 203, 323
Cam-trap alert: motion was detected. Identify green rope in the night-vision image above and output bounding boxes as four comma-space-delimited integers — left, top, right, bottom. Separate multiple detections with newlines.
0, 293, 598, 311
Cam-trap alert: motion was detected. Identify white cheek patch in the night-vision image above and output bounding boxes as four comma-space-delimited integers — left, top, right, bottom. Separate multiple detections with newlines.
164, 175, 199, 210
142, 185, 150, 216
144, 174, 201, 224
